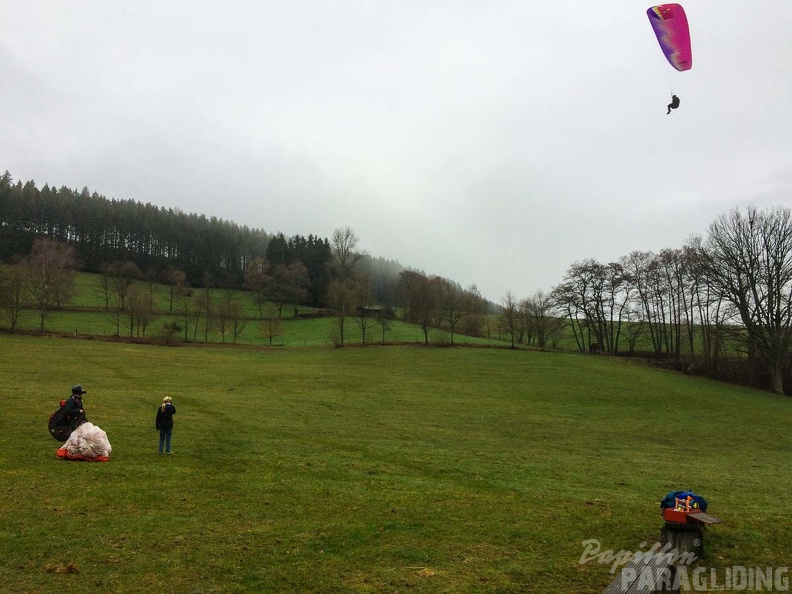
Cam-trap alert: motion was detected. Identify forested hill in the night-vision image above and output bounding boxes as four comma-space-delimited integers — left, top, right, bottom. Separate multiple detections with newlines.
0, 171, 418, 308
7, 174, 395, 295
0, 171, 275, 286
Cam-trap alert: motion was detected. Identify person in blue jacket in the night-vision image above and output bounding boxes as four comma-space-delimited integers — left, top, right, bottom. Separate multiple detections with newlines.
155, 396, 177, 455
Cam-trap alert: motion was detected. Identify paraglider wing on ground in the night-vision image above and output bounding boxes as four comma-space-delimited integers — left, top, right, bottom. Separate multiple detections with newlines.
56, 422, 112, 462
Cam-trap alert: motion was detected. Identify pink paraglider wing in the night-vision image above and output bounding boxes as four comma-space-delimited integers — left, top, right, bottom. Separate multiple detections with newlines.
647, 4, 692, 71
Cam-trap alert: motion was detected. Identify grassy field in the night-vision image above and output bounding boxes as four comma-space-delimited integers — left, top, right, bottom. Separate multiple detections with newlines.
4, 271, 510, 348
4, 270, 748, 359
1, 334, 791, 593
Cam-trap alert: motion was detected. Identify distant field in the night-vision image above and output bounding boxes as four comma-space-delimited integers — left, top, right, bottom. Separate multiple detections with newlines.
1, 334, 790, 593
4, 270, 748, 359
4, 271, 511, 348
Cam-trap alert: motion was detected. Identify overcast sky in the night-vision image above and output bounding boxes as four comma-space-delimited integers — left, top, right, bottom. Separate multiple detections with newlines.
2, 1, 791, 303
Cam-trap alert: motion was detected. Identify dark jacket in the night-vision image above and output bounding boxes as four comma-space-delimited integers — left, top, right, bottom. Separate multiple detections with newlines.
64, 394, 87, 429
64, 394, 83, 417
156, 403, 176, 430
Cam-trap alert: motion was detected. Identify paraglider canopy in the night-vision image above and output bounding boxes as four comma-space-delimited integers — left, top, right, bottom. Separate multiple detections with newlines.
647, 4, 692, 71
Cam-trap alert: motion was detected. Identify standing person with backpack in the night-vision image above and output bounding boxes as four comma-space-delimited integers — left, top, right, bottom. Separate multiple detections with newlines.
156, 396, 177, 455
54, 384, 112, 461
64, 385, 88, 431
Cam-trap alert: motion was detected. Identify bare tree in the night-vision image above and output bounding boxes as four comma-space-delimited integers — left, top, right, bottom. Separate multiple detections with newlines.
555, 260, 629, 354
517, 298, 533, 345
229, 300, 247, 344
701, 206, 792, 394
243, 257, 270, 317
96, 273, 112, 311
436, 278, 467, 345
23, 238, 77, 332
104, 261, 141, 311
331, 227, 367, 276
375, 309, 392, 344
215, 302, 231, 343
268, 262, 309, 318
654, 248, 688, 360
215, 296, 247, 344
499, 291, 519, 348
355, 276, 375, 344
467, 284, 486, 315
548, 318, 566, 350
218, 283, 238, 339
197, 286, 215, 343
620, 251, 664, 357
0, 263, 26, 331
481, 312, 496, 340
143, 268, 159, 313
551, 281, 585, 351
623, 307, 647, 355
104, 261, 142, 335
409, 274, 438, 344
176, 295, 201, 342
397, 269, 424, 322
525, 290, 557, 350
684, 236, 729, 372
327, 277, 361, 346
126, 284, 156, 337
461, 285, 487, 338
261, 306, 284, 346
160, 266, 188, 313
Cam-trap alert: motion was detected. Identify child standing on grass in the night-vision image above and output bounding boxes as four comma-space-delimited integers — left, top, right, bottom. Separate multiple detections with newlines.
156, 396, 176, 455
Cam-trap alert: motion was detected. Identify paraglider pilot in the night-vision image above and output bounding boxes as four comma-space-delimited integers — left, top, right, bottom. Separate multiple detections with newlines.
667, 94, 680, 115
64, 385, 87, 431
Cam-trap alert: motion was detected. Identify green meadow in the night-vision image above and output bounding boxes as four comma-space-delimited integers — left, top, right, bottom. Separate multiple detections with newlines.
1, 334, 790, 593
4, 270, 742, 357
12, 271, 508, 348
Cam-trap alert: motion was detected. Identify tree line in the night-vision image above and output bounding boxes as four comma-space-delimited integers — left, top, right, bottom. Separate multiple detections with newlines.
500, 206, 792, 395
0, 171, 274, 289
0, 228, 490, 349
0, 171, 410, 308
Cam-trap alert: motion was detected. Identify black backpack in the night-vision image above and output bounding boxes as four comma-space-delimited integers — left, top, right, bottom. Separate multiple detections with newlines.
48, 404, 71, 442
